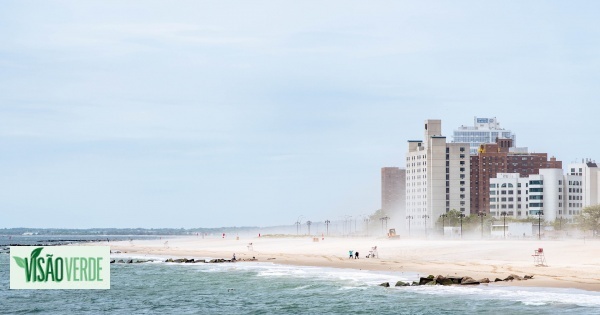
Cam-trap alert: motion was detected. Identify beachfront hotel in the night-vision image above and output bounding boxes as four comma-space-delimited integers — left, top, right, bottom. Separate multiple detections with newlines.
568, 159, 600, 208
405, 120, 470, 233
452, 116, 516, 155
489, 168, 583, 223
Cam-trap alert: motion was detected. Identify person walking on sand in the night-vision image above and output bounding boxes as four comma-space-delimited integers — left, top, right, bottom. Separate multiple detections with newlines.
349, 250, 353, 259
355, 251, 359, 259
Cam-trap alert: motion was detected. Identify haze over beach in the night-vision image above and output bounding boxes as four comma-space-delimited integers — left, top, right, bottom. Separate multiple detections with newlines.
107, 235, 600, 291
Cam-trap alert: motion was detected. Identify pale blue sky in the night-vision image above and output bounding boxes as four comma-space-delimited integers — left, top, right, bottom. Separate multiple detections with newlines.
1, 1, 599, 228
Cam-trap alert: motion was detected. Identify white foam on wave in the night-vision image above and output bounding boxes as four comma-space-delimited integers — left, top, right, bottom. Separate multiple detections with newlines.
188, 261, 414, 287
163, 260, 600, 308
404, 284, 600, 308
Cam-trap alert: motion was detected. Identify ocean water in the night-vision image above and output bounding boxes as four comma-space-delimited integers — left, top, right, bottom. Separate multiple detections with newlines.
1, 238, 600, 314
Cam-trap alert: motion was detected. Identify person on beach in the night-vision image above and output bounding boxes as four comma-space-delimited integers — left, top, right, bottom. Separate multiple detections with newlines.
349, 250, 354, 259
355, 251, 359, 259
232, 253, 236, 261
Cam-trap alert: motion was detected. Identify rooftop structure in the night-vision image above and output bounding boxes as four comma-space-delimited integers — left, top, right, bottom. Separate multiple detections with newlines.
452, 117, 516, 155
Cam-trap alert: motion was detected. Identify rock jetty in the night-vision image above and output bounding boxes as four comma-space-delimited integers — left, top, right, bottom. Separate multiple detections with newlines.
380, 274, 534, 287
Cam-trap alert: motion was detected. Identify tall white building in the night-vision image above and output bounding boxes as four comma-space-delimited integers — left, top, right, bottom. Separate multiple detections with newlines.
489, 169, 582, 223
452, 117, 516, 155
406, 119, 470, 232
568, 160, 600, 208
528, 168, 565, 222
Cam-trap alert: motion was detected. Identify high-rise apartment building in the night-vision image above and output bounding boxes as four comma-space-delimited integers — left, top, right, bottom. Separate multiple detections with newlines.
470, 138, 562, 215
490, 169, 582, 223
406, 120, 470, 231
452, 117, 516, 155
381, 167, 406, 219
568, 160, 600, 208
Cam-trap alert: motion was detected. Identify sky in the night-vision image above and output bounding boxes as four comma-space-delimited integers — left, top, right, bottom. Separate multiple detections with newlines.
1, 1, 600, 229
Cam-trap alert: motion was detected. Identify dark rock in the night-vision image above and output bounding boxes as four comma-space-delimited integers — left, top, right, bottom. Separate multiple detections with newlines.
441, 279, 453, 286
478, 278, 490, 284
174, 259, 186, 263
509, 274, 523, 280
411, 281, 419, 286
185, 259, 195, 263
461, 277, 479, 285
117, 259, 125, 263
447, 277, 462, 284
504, 274, 522, 281
165, 258, 174, 263
434, 275, 447, 285
395, 281, 409, 287
127, 259, 133, 264
110, 259, 115, 264
419, 277, 433, 285
425, 281, 436, 286
380, 282, 390, 287
524, 275, 534, 280
494, 278, 503, 282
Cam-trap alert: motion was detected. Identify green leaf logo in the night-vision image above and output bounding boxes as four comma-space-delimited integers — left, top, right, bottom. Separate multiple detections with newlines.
31, 247, 43, 260
13, 256, 26, 269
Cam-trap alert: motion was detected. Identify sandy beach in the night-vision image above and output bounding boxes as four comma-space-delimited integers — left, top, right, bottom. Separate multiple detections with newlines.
105, 235, 600, 292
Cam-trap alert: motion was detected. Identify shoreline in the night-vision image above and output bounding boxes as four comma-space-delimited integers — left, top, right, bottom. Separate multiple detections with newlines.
101, 236, 600, 292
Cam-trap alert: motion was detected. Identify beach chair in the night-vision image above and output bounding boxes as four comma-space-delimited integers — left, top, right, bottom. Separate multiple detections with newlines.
532, 248, 547, 266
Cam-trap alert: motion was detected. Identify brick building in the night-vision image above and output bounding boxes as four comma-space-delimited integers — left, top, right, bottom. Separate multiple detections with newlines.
470, 138, 562, 215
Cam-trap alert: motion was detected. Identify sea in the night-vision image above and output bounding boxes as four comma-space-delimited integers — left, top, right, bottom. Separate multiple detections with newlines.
1, 235, 600, 314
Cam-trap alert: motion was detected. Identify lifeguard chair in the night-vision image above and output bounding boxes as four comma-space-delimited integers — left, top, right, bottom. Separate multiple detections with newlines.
532, 248, 547, 266
368, 246, 379, 258
247, 242, 254, 251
